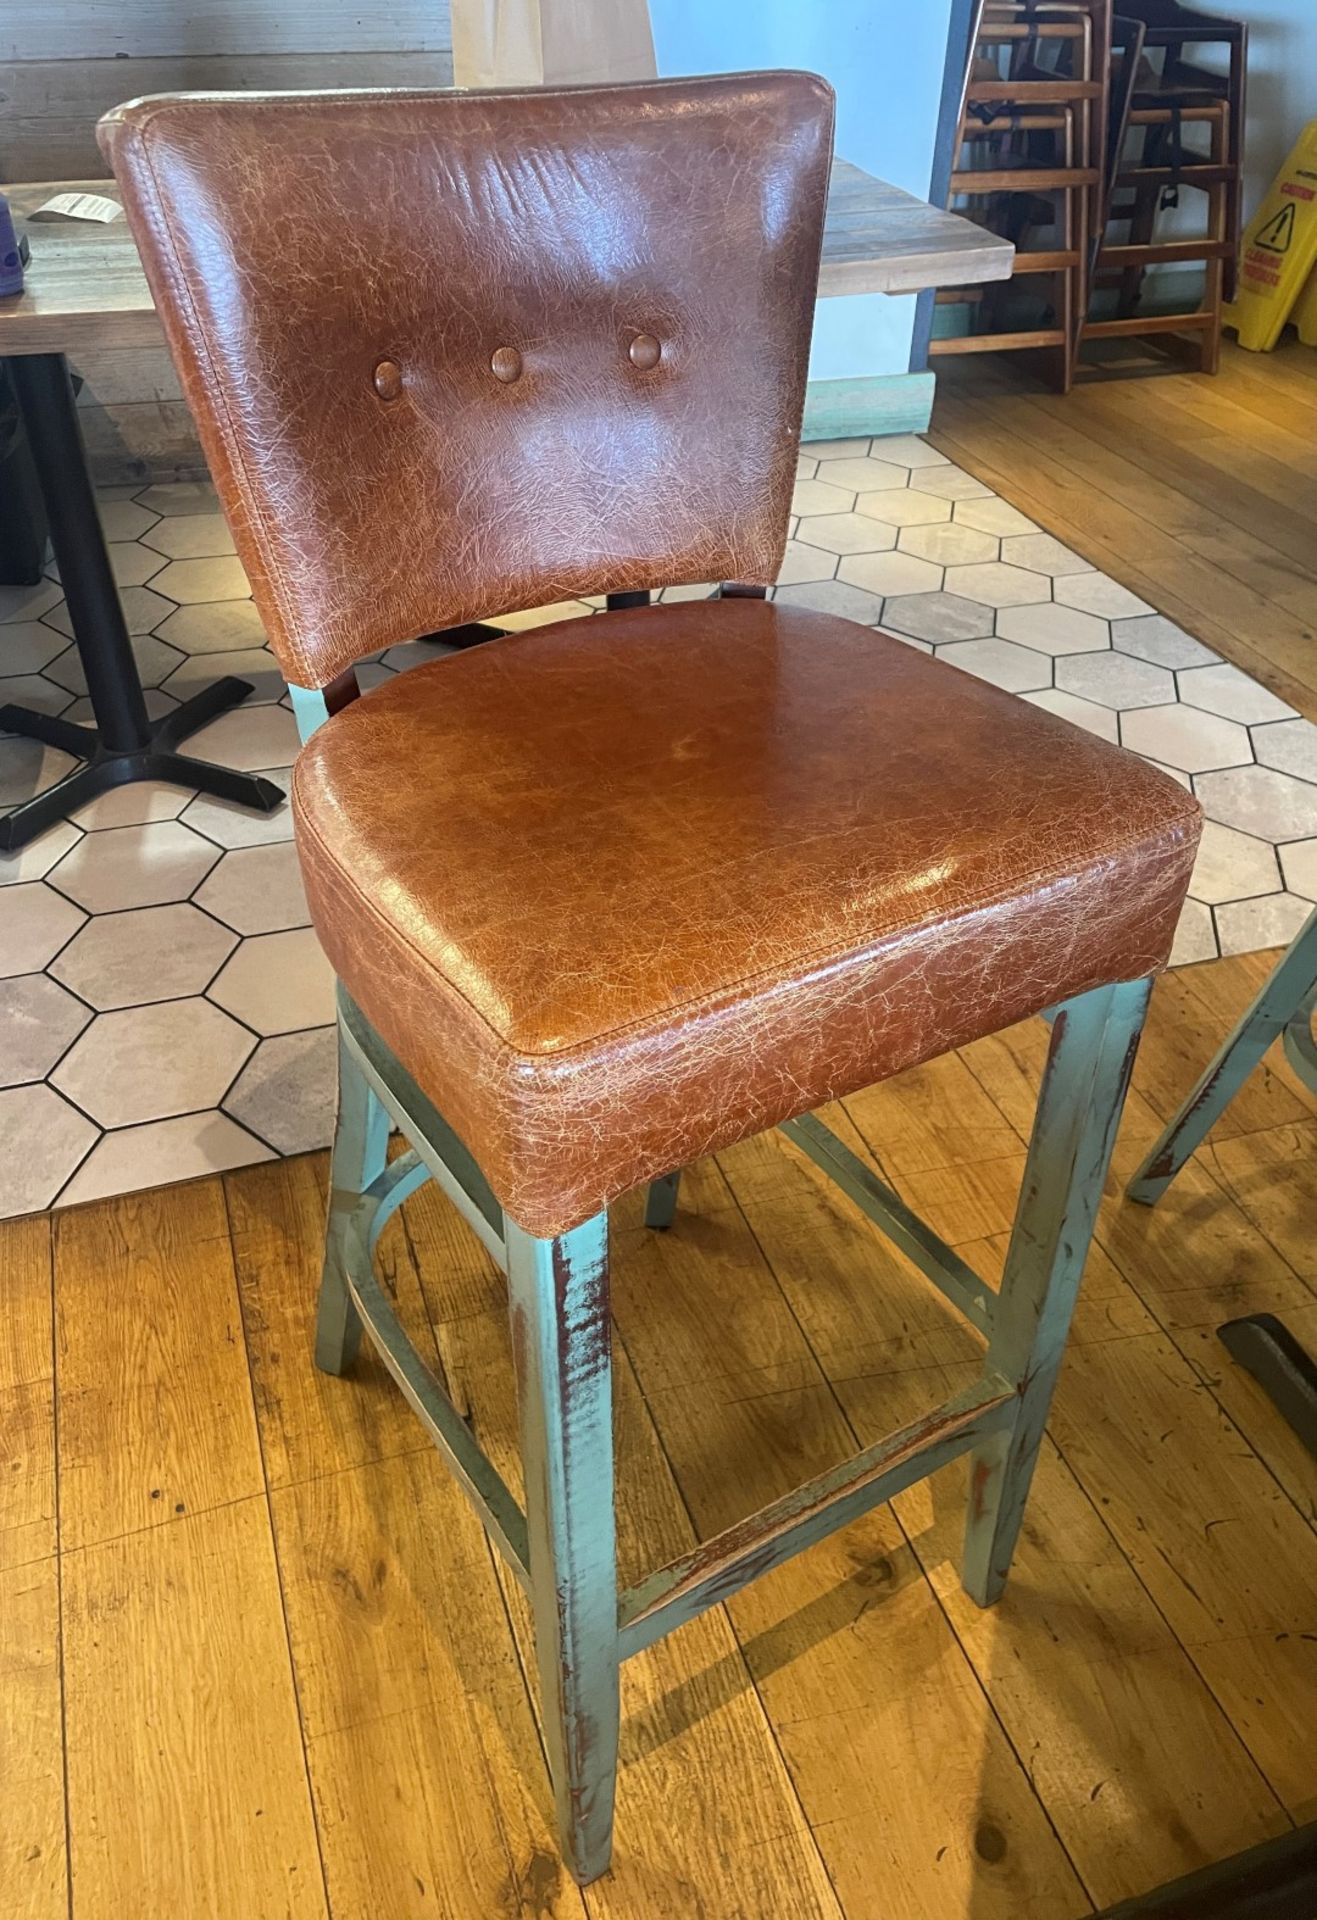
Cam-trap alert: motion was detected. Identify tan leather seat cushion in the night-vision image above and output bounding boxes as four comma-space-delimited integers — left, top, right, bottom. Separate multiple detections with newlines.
294, 599, 1200, 1236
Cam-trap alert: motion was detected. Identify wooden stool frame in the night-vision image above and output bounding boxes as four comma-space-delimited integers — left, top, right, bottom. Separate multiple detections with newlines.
291, 677, 1153, 1882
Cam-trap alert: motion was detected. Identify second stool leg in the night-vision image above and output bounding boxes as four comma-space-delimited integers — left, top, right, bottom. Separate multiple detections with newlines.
315, 1017, 389, 1375
964, 976, 1151, 1608
506, 1213, 620, 1885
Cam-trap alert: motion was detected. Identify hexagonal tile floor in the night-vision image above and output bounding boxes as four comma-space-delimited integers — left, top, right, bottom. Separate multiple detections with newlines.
2, 448, 1314, 1217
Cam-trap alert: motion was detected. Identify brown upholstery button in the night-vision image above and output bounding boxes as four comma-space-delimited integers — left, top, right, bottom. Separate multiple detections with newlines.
629, 332, 662, 370
372, 358, 403, 401
491, 346, 523, 384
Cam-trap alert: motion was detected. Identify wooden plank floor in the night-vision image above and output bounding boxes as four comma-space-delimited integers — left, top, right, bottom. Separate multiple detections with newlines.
4, 945, 1315, 1920
929, 339, 1317, 725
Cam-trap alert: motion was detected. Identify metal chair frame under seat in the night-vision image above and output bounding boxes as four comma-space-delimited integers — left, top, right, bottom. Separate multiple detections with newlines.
1126, 905, 1317, 1205
295, 656, 1152, 1888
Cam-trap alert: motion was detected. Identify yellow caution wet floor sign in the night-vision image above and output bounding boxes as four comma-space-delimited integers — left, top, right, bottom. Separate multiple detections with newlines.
1293, 263, 1317, 348
1224, 121, 1317, 352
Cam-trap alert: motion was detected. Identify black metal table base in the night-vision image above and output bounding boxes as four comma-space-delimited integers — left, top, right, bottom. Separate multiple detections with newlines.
0, 674, 284, 850
1, 350, 284, 854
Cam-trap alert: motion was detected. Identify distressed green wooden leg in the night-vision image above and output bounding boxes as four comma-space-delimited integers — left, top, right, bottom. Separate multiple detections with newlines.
963, 977, 1151, 1608
1126, 907, 1317, 1206
315, 1016, 389, 1376
505, 1213, 619, 1885
643, 1171, 681, 1230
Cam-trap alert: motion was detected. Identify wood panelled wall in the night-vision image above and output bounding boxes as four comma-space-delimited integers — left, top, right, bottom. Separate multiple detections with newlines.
2, 3, 454, 480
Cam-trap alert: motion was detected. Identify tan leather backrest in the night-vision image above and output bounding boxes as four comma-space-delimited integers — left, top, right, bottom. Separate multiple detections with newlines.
99, 75, 835, 690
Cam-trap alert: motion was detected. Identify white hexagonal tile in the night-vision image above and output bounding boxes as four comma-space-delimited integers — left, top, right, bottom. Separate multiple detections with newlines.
47, 820, 220, 913
495, 602, 592, 631
655, 586, 714, 604
800, 437, 870, 458
155, 600, 269, 655
0, 820, 81, 888
837, 551, 943, 598
223, 1026, 337, 1155
1196, 766, 1317, 842
1053, 574, 1153, 620
49, 542, 166, 591
937, 638, 1052, 694
941, 562, 1050, 610
0, 622, 68, 675
1021, 688, 1119, 743
881, 592, 995, 644
1280, 841, 1317, 901
97, 497, 159, 543
791, 478, 857, 516
0, 883, 85, 977
141, 513, 237, 560
64, 688, 177, 727
0, 739, 77, 809
774, 580, 886, 624
1253, 718, 1317, 785
69, 778, 196, 830
1216, 893, 1314, 958
183, 703, 302, 773
996, 604, 1110, 656
51, 998, 253, 1128
135, 481, 221, 516
951, 498, 1039, 537
0, 974, 92, 1086
0, 580, 63, 624
1109, 615, 1219, 670
1177, 664, 1298, 726
208, 928, 335, 1036
867, 434, 950, 469
0, 674, 77, 727
161, 646, 286, 706
896, 522, 999, 566
811, 457, 910, 492
50, 903, 237, 1010
1054, 653, 1176, 711
44, 633, 184, 695
1187, 822, 1282, 906
52, 997, 255, 1127
193, 843, 309, 936
0, 1084, 96, 1217
1119, 705, 1252, 775
855, 489, 951, 529
181, 768, 294, 849
792, 513, 898, 556
906, 468, 993, 502
57, 1111, 273, 1207
41, 585, 176, 637
774, 541, 839, 587
1146, 760, 1193, 792
147, 556, 250, 605
796, 454, 818, 480
1169, 899, 1218, 967
998, 533, 1093, 577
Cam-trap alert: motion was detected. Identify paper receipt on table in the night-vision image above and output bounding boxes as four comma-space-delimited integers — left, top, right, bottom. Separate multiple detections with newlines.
28, 192, 123, 224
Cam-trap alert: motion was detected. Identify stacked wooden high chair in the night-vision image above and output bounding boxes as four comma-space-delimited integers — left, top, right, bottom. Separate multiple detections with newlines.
939, 0, 1246, 387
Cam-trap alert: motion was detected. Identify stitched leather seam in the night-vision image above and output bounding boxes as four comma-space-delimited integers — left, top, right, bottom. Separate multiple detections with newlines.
292, 762, 1196, 1069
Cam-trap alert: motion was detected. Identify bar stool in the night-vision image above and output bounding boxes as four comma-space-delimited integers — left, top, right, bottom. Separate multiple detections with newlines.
102, 74, 1201, 1883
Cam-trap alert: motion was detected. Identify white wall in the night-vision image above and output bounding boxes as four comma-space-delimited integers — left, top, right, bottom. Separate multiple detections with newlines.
1236, 2, 1317, 219
647, 0, 955, 384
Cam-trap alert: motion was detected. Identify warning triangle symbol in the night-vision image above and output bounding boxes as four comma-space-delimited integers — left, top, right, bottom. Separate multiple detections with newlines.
1257, 202, 1296, 254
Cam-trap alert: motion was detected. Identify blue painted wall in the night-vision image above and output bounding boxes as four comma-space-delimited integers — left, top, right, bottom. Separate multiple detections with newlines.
647, 0, 955, 383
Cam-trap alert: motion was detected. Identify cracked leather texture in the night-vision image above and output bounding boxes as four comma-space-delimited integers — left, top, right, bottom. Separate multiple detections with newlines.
292, 603, 1201, 1236
98, 73, 835, 689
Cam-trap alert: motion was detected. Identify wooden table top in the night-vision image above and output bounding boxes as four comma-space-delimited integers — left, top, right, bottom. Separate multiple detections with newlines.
0, 163, 1010, 357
